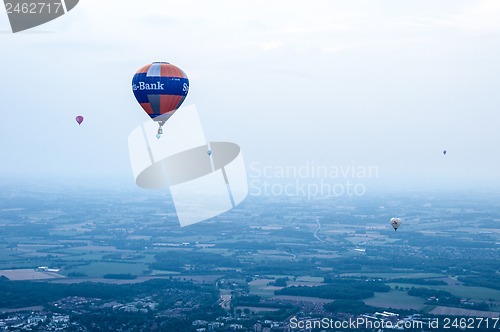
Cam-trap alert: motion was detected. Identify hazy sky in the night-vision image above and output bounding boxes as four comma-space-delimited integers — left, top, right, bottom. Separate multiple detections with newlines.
1, 0, 499, 187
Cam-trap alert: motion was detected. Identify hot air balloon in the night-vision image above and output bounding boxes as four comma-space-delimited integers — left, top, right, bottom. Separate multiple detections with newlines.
443, 150, 447, 155
132, 62, 189, 138
75, 115, 84, 125
390, 217, 401, 231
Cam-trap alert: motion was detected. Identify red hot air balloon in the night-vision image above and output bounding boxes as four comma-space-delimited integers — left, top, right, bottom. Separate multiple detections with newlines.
75, 115, 84, 125
132, 62, 189, 138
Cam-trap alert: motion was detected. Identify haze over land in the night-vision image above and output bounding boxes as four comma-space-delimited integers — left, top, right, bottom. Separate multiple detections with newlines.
0, 181, 499, 330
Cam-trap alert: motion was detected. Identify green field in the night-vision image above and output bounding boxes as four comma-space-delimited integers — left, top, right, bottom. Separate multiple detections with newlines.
364, 290, 427, 310
296, 276, 324, 283
388, 283, 500, 303
0, 249, 23, 262
248, 279, 279, 299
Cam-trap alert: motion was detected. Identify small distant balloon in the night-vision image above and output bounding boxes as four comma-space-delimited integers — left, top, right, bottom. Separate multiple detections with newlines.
75, 115, 84, 125
443, 150, 447, 155
207, 149, 212, 156
390, 217, 401, 231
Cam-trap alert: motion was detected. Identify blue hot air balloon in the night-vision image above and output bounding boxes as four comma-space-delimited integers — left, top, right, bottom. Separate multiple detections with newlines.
132, 62, 189, 137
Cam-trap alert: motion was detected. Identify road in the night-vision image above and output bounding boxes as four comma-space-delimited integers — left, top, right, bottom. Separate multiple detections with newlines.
314, 218, 325, 242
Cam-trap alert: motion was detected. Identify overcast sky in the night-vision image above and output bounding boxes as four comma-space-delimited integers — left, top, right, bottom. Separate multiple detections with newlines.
1, 0, 499, 188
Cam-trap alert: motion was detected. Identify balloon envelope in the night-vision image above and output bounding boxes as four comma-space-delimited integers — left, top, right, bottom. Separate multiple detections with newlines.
443, 150, 447, 155
390, 217, 401, 231
75, 115, 84, 125
132, 62, 189, 122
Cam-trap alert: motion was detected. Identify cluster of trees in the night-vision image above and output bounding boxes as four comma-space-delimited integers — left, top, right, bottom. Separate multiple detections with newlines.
276, 278, 391, 300
323, 278, 391, 292
0, 278, 207, 308
458, 275, 500, 291
407, 287, 461, 306
407, 287, 491, 311
271, 277, 289, 287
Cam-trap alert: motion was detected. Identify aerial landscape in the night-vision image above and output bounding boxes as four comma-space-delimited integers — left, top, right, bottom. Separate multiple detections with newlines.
0, 179, 498, 330
1, 0, 500, 331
